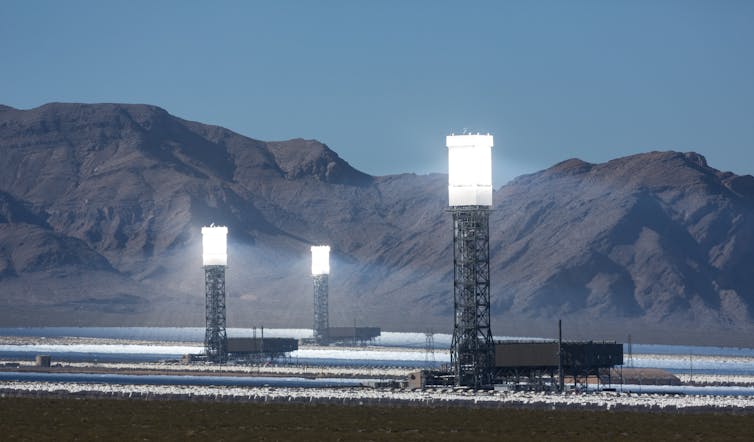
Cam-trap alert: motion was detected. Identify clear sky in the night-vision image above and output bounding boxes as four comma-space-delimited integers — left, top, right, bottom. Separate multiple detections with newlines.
2, 0, 752, 186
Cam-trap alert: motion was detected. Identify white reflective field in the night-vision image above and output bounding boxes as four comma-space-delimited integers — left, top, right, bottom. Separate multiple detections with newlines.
0, 327, 752, 375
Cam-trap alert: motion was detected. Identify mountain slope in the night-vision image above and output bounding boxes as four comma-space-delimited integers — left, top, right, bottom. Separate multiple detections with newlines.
491, 152, 754, 340
1, 103, 752, 345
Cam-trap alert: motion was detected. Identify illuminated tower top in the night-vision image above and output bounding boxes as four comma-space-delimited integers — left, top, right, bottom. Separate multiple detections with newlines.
311, 245, 330, 275
447, 133, 493, 207
202, 225, 228, 266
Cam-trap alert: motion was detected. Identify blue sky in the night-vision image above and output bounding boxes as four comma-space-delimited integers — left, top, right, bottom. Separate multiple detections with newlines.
2, 1, 752, 186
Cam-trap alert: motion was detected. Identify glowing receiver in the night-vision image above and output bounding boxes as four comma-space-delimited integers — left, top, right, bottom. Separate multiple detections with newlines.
202, 225, 228, 266
447, 134, 493, 207
311, 245, 330, 275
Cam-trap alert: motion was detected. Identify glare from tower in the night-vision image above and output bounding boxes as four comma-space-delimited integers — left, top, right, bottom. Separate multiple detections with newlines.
447, 133, 495, 389
202, 225, 228, 363
311, 245, 331, 276
202, 225, 228, 266
447, 133, 493, 207
311, 245, 330, 344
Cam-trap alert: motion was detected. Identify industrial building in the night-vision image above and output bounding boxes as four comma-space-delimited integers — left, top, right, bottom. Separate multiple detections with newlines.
494, 340, 624, 389
410, 340, 624, 390
318, 327, 381, 345
35, 355, 51, 368
227, 337, 298, 361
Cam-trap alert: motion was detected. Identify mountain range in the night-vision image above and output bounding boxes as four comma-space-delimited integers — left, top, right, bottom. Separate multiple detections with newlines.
1, 102, 752, 345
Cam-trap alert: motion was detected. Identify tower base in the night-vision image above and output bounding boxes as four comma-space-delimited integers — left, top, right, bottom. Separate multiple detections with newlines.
450, 206, 494, 388
204, 265, 227, 363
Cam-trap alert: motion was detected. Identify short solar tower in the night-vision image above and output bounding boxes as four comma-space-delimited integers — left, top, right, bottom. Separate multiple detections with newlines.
202, 225, 228, 363
447, 133, 495, 388
311, 245, 330, 344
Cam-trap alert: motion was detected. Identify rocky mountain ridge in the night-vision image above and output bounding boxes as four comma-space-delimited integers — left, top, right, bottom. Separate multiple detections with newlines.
1, 102, 752, 345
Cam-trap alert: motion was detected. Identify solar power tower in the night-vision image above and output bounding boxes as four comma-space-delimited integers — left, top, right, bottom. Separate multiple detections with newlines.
202, 225, 228, 363
447, 134, 495, 388
311, 245, 331, 344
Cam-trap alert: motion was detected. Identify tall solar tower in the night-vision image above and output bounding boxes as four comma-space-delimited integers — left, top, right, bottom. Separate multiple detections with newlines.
447, 133, 495, 388
202, 225, 228, 363
311, 245, 330, 344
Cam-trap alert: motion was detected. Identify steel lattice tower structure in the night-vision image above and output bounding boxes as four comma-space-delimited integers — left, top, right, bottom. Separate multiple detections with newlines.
311, 246, 331, 344
313, 274, 329, 342
447, 134, 495, 389
451, 206, 494, 387
204, 265, 227, 362
202, 226, 228, 363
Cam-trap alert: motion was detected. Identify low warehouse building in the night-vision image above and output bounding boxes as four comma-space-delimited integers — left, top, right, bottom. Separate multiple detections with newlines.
321, 327, 381, 345
226, 337, 298, 360
408, 341, 624, 390
35, 355, 51, 367
494, 341, 623, 388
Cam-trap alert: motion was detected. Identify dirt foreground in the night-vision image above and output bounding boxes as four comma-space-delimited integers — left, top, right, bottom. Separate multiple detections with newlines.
2, 396, 754, 441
